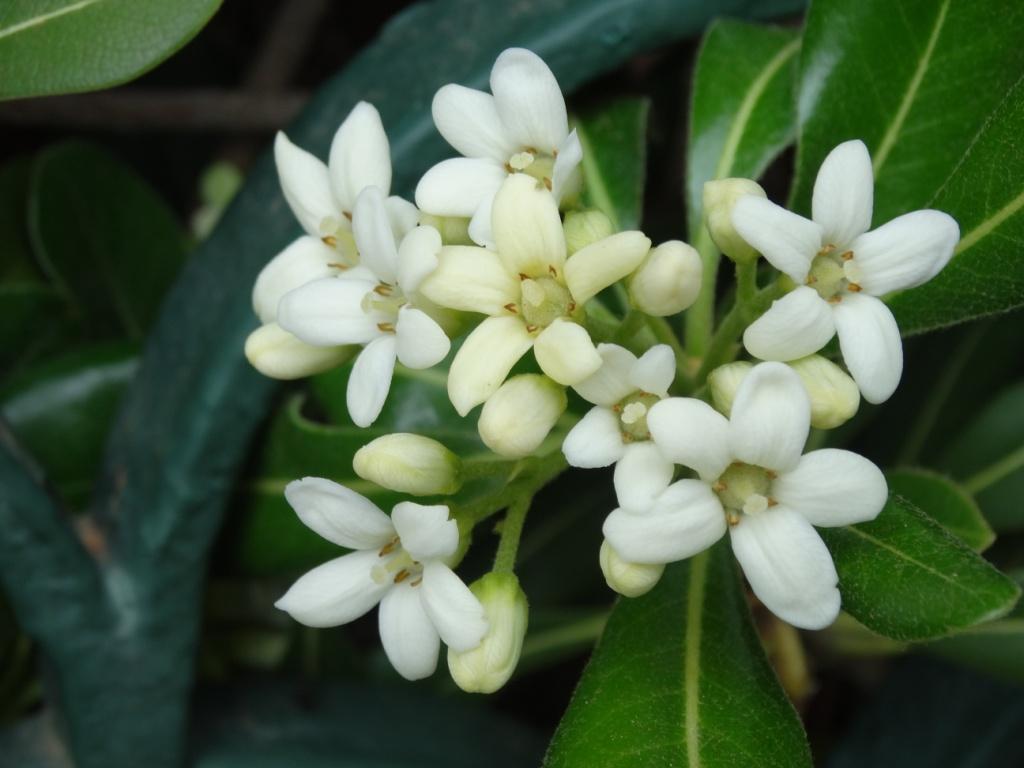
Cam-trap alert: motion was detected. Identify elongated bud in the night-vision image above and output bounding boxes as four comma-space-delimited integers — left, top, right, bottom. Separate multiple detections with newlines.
599, 540, 664, 597
789, 355, 861, 429
245, 323, 353, 379
628, 240, 702, 316
708, 361, 754, 417
563, 209, 614, 255
703, 178, 766, 263
353, 433, 462, 496
419, 213, 473, 245
448, 572, 528, 693
478, 375, 567, 458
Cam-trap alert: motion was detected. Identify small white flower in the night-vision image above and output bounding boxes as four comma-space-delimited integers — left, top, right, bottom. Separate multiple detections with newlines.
275, 478, 488, 681
603, 362, 888, 630
732, 140, 960, 403
276, 187, 451, 427
416, 48, 583, 248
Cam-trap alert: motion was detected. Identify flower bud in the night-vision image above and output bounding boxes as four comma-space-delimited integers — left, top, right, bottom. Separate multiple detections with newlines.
419, 213, 473, 245
707, 361, 754, 417
353, 433, 462, 496
563, 209, 614, 255
788, 355, 861, 429
628, 240, 703, 316
599, 539, 664, 598
703, 178, 766, 263
478, 375, 567, 458
244, 323, 352, 380
448, 572, 528, 693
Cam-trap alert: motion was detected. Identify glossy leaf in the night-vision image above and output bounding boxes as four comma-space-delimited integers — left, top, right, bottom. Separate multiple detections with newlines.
793, 0, 1024, 334
885, 468, 993, 551
577, 99, 650, 231
544, 544, 811, 768
0, 0, 222, 101
820, 494, 1019, 641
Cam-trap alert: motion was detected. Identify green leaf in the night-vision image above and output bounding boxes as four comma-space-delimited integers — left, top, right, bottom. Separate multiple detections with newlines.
0, 283, 66, 377
793, 0, 1024, 334
577, 98, 650, 231
0, 0, 222, 101
885, 468, 993, 551
544, 544, 811, 768
0, 157, 35, 281
28, 141, 188, 340
930, 618, 1024, 684
820, 494, 1019, 641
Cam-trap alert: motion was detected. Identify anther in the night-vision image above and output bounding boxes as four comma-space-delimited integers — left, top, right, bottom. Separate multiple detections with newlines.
847, 282, 863, 292
327, 262, 350, 270
377, 321, 396, 332
409, 577, 423, 587
828, 295, 843, 304
840, 250, 854, 261
543, 177, 552, 191
373, 284, 394, 296
806, 275, 818, 285
525, 323, 539, 333
394, 569, 410, 584
767, 498, 778, 508
322, 235, 338, 247
504, 303, 518, 314
727, 511, 740, 526
343, 211, 352, 221
712, 481, 728, 493
567, 301, 577, 312
817, 243, 836, 256
518, 273, 529, 281
378, 539, 398, 556
766, 469, 777, 480
548, 265, 558, 277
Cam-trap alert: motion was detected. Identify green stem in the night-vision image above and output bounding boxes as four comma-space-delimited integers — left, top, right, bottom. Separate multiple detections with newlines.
736, 260, 758, 306
962, 444, 1024, 495
613, 308, 647, 344
518, 611, 609, 670
493, 496, 532, 573
684, 228, 719, 358
695, 279, 783, 384
647, 315, 694, 393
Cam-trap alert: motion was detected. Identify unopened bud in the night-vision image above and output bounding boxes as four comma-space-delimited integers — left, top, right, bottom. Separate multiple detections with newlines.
419, 213, 473, 245
628, 240, 703, 316
448, 572, 528, 693
703, 178, 766, 263
563, 210, 614, 255
245, 323, 352, 380
707, 361, 754, 417
478, 375, 567, 458
600, 539, 664, 597
353, 433, 462, 496
789, 355, 860, 429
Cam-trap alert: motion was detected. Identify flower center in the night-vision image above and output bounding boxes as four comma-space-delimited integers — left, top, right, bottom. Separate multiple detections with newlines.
613, 391, 661, 441
361, 283, 408, 333
320, 225, 359, 265
806, 244, 863, 301
506, 150, 556, 191
713, 462, 776, 524
519, 275, 572, 330
370, 537, 424, 587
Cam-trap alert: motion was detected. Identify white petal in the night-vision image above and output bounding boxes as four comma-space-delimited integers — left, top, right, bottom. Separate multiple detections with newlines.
277, 277, 380, 346
729, 505, 840, 630
347, 336, 397, 428
534, 319, 602, 386
285, 477, 395, 549
743, 286, 836, 362
564, 231, 651, 304
392, 502, 458, 562
850, 210, 959, 295
395, 306, 449, 369
551, 129, 583, 201
431, 84, 517, 160
490, 47, 568, 152
253, 237, 339, 323
773, 449, 888, 527
812, 139, 873, 247
244, 323, 352, 380
492, 173, 566, 277
833, 293, 902, 404
353, 186, 399, 283
274, 550, 387, 628
613, 441, 674, 514
396, 225, 441, 295
572, 343, 637, 406
419, 245, 519, 315
447, 316, 533, 415
629, 344, 674, 396
385, 196, 420, 241
274, 132, 338, 237
378, 582, 440, 680
467, 190, 496, 249
328, 101, 392, 211
731, 196, 822, 281
561, 406, 624, 468
420, 562, 488, 652
729, 362, 810, 473
604, 480, 726, 565
647, 398, 732, 481
415, 157, 507, 218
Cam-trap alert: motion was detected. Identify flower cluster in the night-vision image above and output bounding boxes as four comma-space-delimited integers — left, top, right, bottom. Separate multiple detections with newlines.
246, 48, 959, 688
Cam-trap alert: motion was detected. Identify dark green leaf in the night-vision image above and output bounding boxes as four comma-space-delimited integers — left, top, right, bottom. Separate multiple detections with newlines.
0, 157, 36, 281
793, 0, 1024, 334
885, 468, 993, 550
0, 283, 67, 376
929, 618, 1024, 684
820, 494, 1019, 641
0, 0, 222, 101
544, 544, 811, 768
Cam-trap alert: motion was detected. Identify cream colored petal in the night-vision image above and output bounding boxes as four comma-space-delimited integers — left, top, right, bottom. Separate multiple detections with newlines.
419, 245, 520, 315
534, 319, 602, 386
564, 231, 652, 304
447, 316, 533, 416
492, 174, 566, 277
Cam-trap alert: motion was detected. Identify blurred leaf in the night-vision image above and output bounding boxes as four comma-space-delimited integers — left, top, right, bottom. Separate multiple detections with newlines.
544, 544, 811, 768
820, 494, 1019, 641
0, 157, 35, 280
886, 468, 993, 551
0, 0, 222, 101
0, 283, 66, 376
793, 0, 1024, 334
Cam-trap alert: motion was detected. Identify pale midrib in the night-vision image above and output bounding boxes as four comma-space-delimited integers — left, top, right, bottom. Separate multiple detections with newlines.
872, 0, 950, 176
684, 551, 709, 767
955, 188, 1024, 255
0, 0, 104, 40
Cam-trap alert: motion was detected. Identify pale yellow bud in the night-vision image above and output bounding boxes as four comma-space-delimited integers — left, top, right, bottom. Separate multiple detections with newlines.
789, 355, 861, 429
563, 210, 614, 255
599, 540, 664, 598
703, 178, 766, 263
244, 323, 352, 380
628, 240, 703, 316
707, 361, 754, 417
448, 572, 528, 694
478, 375, 567, 458
353, 433, 462, 496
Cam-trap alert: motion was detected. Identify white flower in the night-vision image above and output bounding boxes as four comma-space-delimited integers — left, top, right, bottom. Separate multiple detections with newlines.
415, 48, 583, 249
420, 174, 650, 415
732, 140, 960, 403
276, 187, 451, 427
603, 362, 888, 630
478, 374, 567, 458
275, 478, 488, 681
